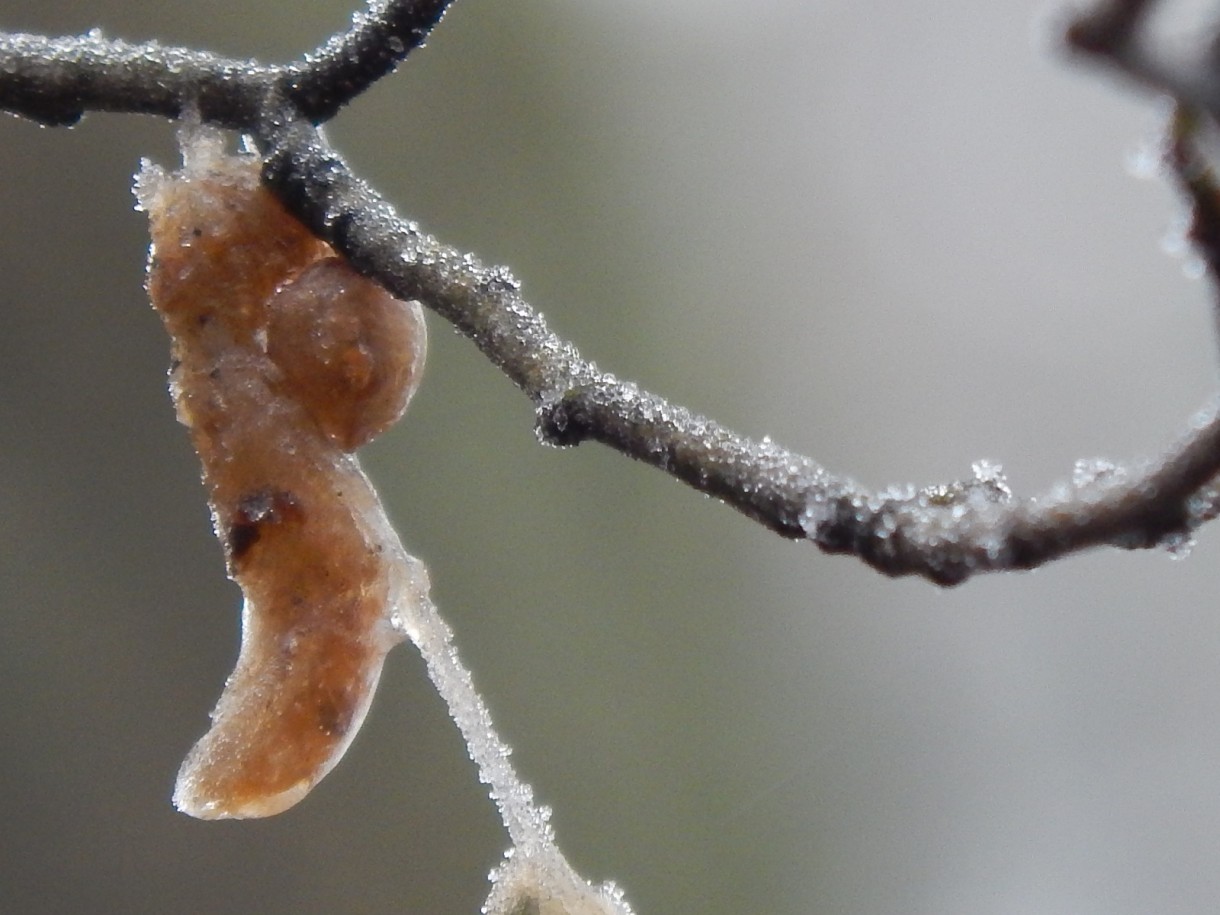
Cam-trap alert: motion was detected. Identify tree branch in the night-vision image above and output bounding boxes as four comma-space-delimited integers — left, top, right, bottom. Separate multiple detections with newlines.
281, 0, 453, 122
0, 0, 453, 127
5, 0, 1220, 585
0, 31, 262, 127
1066, 0, 1220, 117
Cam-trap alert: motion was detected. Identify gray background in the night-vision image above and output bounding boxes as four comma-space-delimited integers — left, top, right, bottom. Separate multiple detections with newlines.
3, 1, 1220, 913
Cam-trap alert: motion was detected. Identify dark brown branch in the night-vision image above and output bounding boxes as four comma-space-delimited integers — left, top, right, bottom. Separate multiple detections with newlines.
5, 0, 1220, 586
0, 31, 264, 127
542, 382, 1220, 585
1066, 0, 1220, 118
0, 0, 454, 127
1064, 0, 1156, 56
280, 0, 453, 122
1167, 107, 1220, 282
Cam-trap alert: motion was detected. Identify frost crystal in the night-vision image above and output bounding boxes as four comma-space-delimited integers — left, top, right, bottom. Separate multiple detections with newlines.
1072, 458, 1120, 489
969, 459, 1012, 503
1162, 531, 1196, 559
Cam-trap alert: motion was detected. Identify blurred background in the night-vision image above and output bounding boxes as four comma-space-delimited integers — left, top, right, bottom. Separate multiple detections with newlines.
4, 1, 1220, 912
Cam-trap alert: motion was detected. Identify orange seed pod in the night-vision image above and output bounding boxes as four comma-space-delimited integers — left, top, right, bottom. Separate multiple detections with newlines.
136, 132, 427, 819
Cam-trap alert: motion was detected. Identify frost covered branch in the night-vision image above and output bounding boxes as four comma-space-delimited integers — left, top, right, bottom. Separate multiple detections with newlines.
0, 0, 450, 127
5, 0, 1220, 602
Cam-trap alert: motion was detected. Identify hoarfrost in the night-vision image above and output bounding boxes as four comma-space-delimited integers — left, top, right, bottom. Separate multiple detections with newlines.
969, 459, 1012, 503
484, 848, 636, 915
1162, 531, 1196, 559
1124, 135, 1163, 181
1161, 211, 1207, 278
1072, 457, 1119, 489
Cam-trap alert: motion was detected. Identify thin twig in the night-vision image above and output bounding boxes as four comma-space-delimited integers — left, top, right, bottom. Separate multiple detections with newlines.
1168, 107, 1220, 285
281, 0, 453, 123
0, 31, 264, 127
1066, 0, 1220, 118
0, 0, 454, 127
1064, 0, 1157, 56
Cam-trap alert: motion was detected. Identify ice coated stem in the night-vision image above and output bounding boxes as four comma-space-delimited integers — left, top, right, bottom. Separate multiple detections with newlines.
393, 575, 633, 914
395, 587, 550, 852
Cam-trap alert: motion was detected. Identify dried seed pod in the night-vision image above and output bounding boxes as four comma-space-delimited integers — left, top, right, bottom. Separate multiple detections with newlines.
136, 132, 428, 819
